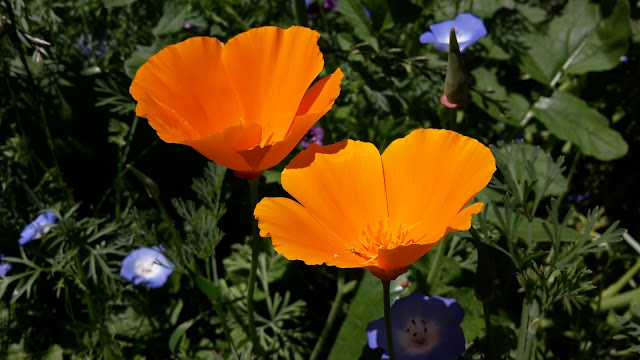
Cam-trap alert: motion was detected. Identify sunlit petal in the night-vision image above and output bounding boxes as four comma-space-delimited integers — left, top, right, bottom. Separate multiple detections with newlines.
130, 37, 243, 141
222, 26, 325, 144
282, 140, 388, 248
255, 197, 365, 267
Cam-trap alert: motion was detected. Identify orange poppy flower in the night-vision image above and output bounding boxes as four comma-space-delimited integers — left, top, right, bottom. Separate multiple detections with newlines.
254, 129, 496, 280
129, 26, 343, 178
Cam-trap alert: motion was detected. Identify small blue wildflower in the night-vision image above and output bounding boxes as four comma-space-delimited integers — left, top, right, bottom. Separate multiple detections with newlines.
0, 254, 11, 276
120, 246, 175, 288
364, 6, 371, 19
367, 292, 465, 360
300, 126, 324, 149
419, 13, 487, 52
620, 55, 629, 63
19, 211, 58, 246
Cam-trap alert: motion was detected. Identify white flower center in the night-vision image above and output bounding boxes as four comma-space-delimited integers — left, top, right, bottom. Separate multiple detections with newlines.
455, 30, 470, 43
134, 257, 163, 279
397, 317, 439, 355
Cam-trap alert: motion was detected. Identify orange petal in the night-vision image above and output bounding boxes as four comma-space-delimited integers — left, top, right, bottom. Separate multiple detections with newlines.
250, 68, 344, 171
255, 197, 365, 267
182, 122, 263, 171
222, 26, 324, 143
367, 266, 409, 281
376, 243, 438, 271
130, 37, 244, 142
282, 140, 388, 250
381, 129, 495, 242
449, 202, 484, 231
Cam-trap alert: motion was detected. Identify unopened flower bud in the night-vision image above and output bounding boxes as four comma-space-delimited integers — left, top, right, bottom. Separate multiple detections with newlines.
443, 27, 470, 106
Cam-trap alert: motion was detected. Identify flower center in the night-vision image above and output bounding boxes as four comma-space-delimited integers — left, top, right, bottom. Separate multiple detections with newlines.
134, 257, 162, 279
353, 218, 410, 262
405, 318, 428, 345
397, 317, 439, 355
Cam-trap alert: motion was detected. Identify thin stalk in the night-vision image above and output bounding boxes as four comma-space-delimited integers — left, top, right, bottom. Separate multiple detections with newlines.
483, 301, 494, 360
246, 177, 263, 355
382, 279, 396, 360
310, 271, 347, 360
426, 234, 451, 287
601, 258, 640, 300
600, 287, 640, 312
515, 297, 530, 358
516, 298, 541, 360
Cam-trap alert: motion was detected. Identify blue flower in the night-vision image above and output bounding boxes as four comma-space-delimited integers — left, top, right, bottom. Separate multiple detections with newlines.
419, 13, 487, 52
300, 126, 325, 149
120, 246, 175, 288
367, 292, 465, 360
0, 254, 11, 276
19, 211, 58, 246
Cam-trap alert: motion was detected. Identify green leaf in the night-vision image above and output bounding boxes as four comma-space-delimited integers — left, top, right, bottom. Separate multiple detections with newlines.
42, 344, 63, 360
532, 90, 628, 160
328, 272, 382, 360
102, 0, 136, 8
471, 67, 529, 125
519, 0, 631, 85
194, 274, 221, 302
471, 0, 505, 18
124, 42, 166, 79
362, 0, 393, 34
492, 142, 568, 197
153, 2, 193, 37
338, 0, 379, 51
169, 318, 197, 353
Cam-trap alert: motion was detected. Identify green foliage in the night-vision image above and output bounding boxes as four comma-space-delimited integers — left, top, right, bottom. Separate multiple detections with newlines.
1, 0, 638, 358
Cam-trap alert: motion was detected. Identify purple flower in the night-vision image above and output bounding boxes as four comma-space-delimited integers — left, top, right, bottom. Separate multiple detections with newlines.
419, 13, 487, 52
305, 0, 338, 19
0, 254, 11, 276
120, 246, 175, 288
19, 211, 58, 246
367, 292, 465, 360
300, 126, 324, 149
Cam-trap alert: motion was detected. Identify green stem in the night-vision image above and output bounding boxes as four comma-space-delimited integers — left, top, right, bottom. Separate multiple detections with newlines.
246, 177, 263, 355
310, 271, 347, 360
515, 298, 541, 360
602, 258, 640, 300
426, 234, 450, 288
600, 287, 640, 312
483, 301, 494, 360
382, 279, 396, 360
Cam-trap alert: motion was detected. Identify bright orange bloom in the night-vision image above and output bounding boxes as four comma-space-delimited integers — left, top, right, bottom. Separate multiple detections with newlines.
129, 26, 343, 177
254, 129, 496, 280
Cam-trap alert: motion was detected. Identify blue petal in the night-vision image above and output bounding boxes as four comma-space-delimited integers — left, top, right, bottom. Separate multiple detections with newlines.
419, 31, 437, 44
453, 13, 487, 38
120, 246, 175, 288
429, 20, 456, 42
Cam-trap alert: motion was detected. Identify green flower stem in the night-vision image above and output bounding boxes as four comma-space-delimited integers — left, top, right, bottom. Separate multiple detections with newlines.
483, 301, 494, 360
515, 297, 541, 360
310, 271, 347, 360
426, 234, 451, 288
601, 258, 640, 300
600, 287, 640, 312
382, 279, 396, 360
246, 177, 263, 356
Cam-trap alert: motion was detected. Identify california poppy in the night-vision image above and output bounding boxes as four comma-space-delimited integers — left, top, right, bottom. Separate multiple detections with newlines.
254, 129, 495, 280
130, 26, 343, 177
